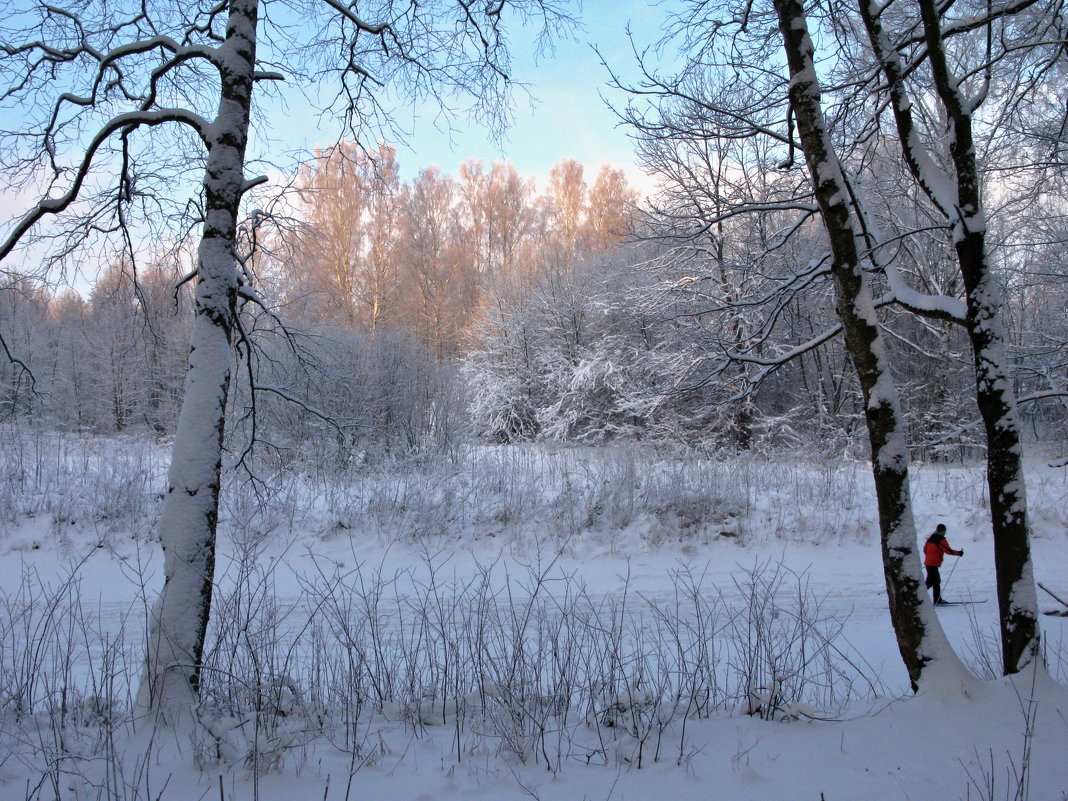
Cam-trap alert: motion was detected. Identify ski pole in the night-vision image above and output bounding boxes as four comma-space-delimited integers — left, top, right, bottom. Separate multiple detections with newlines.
941, 552, 961, 598
1038, 582, 1068, 611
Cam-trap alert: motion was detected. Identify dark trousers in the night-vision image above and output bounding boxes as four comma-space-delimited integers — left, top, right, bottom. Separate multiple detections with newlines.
925, 565, 942, 603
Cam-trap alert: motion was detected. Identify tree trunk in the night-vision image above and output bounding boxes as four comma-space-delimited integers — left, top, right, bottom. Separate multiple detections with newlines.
954, 232, 1041, 674
138, 0, 259, 716
773, 0, 968, 690
862, 0, 1042, 675
915, 0, 1041, 677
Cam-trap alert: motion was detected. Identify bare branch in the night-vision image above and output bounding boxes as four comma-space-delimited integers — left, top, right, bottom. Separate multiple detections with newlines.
0, 108, 211, 261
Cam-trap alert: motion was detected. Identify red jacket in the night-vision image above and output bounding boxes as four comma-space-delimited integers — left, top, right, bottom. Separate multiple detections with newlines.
924, 538, 962, 567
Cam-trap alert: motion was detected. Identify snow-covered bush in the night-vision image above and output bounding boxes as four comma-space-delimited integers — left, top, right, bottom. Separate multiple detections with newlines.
464, 249, 687, 445
0, 426, 166, 538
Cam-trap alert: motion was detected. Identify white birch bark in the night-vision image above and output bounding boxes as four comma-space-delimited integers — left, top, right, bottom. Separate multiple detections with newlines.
138, 0, 260, 716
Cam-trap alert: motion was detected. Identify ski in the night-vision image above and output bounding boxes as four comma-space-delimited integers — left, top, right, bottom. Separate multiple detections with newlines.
934, 599, 987, 606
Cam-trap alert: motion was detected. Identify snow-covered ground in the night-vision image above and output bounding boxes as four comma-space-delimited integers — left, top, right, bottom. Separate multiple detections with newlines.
1, 435, 1066, 800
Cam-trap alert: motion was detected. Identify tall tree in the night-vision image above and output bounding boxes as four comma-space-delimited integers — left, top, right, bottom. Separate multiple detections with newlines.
584, 164, 637, 253
86, 263, 143, 432
291, 142, 370, 328
458, 159, 536, 278
547, 158, 588, 268
398, 166, 473, 359
772, 0, 968, 688
289, 142, 402, 331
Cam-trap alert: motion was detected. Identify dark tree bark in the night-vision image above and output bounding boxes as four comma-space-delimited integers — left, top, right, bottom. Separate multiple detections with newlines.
860, 0, 1042, 675
773, 0, 968, 689
917, 0, 1041, 677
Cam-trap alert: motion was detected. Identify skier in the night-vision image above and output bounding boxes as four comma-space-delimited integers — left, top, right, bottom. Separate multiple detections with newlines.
924, 524, 963, 605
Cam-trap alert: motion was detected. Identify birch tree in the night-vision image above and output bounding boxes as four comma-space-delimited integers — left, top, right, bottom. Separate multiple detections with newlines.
397, 166, 472, 360
0, 0, 571, 719
287, 142, 402, 331
771, 0, 971, 689
624, 0, 1058, 681
457, 159, 536, 278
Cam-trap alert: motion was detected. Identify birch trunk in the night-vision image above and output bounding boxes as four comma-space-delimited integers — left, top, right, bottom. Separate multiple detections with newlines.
138, 0, 259, 716
773, 0, 969, 690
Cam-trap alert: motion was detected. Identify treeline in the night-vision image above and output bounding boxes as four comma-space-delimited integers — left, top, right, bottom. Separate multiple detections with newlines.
0, 150, 651, 449
2, 146, 1065, 457
1, 265, 190, 434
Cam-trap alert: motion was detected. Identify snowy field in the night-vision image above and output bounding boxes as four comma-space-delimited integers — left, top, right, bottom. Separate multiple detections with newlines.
1, 430, 1067, 800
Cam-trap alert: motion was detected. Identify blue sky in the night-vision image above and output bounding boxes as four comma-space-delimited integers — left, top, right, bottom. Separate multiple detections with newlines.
394, 0, 668, 179
260, 0, 672, 184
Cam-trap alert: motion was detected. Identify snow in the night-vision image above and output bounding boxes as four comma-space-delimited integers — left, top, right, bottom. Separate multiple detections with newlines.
2, 446, 1066, 801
